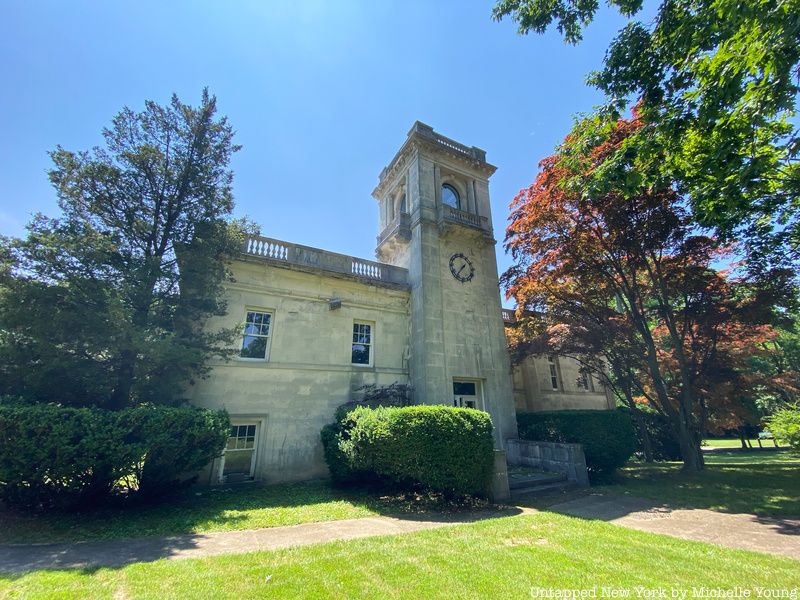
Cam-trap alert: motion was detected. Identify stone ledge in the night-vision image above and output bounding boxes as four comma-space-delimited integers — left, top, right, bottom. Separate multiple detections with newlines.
506, 439, 590, 487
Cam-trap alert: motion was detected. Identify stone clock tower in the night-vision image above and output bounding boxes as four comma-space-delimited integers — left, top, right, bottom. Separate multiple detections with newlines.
373, 122, 518, 447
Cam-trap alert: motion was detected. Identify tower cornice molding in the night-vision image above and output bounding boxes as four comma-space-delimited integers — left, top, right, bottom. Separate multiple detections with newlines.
372, 121, 496, 199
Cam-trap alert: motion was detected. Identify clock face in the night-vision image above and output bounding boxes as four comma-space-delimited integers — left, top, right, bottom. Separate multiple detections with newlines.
449, 253, 475, 282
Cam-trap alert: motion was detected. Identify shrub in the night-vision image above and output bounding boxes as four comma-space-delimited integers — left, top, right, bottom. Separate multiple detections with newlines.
765, 407, 800, 452
516, 409, 636, 480
321, 405, 494, 497
0, 404, 145, 509
620, 408, 682, 461
0, 402, 229, 510
136, 406, 230, 498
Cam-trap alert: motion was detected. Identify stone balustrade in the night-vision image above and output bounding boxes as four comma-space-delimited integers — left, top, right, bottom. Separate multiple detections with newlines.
377, 212, 412, 247
412, 121, 488, 163
242, 235, 409, 287
439, 204, 490, 233
377, 121, 490, 186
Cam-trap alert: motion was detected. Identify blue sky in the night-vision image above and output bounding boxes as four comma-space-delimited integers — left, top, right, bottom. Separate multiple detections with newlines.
0, 0, 641, 292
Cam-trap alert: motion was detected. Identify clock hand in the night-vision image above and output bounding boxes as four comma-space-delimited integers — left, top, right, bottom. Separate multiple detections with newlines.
456, 263, 467, 276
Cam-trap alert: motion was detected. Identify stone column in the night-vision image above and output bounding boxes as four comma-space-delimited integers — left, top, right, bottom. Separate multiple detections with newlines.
433, 164, 441, 208
466, 178, 476, 214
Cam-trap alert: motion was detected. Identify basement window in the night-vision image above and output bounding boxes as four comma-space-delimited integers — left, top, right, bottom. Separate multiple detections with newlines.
220, 423, 258, 483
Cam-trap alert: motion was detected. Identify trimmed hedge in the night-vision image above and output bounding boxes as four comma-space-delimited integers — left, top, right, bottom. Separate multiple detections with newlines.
517, 409, 636, 481
0, 403, 229, 510
620, 408, 682, 461
321, 405, 494, 497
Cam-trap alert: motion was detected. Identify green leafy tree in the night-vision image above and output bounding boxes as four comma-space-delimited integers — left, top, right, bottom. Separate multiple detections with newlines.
0, 90, 252, 409
765, 405, 800, 452
493, 0, 800, 264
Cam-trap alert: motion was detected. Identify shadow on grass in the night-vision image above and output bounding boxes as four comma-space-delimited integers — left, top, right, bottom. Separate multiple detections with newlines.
0, 480, 523, 574
585, 449, 800, 519
0, 480, 472, 544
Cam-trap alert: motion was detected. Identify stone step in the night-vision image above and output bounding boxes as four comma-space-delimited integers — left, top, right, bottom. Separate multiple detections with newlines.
508, 472, 566, 490
510, 481, 573, 498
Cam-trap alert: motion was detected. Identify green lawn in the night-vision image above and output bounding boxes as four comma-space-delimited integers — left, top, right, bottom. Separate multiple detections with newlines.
2, 512, 797, 598
703, 437, 781, 449
599, 449, 800, 516
0, 481, 493, 545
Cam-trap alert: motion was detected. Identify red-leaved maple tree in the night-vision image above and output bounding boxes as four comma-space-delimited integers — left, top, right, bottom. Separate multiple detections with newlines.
503, 114, 796, 472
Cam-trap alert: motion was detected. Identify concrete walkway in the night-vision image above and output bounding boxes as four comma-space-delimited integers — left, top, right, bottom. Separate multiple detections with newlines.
549, 494, 800, 560
2, 496, 797, 573
0, 508, 532, 574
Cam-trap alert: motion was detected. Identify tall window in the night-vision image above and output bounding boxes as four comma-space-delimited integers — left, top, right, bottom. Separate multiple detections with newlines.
442, 183, 460, 209
547, 355, 559, 390
240, 310, 272, 360
577, 371, 590, 390
351, 322, 372, 365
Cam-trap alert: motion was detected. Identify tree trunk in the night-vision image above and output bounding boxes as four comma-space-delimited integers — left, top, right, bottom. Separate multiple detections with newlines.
109, 347, 136, 410
628, 399, 654, 463
108, 297, 152, 410
739, 428, 748, 449
675, 416, 704, 472
635, 410, 655, 463
622, 286, 702, 471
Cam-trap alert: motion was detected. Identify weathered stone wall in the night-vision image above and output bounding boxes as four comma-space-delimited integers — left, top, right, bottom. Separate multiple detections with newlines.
435, 227, 518, 445
378, 139, 518, 448
189, 259, 410, 484
512, 355, 614, 412
190, 122, 613, 487
506, 439, 590, 486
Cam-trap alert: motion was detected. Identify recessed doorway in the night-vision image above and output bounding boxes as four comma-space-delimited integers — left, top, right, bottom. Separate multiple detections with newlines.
453, 379, 483, 410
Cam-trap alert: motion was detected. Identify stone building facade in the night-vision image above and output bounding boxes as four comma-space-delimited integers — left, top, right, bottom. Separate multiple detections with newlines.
188, 122, 611, 485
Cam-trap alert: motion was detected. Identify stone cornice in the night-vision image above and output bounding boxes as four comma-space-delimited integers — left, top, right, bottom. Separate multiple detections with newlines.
372, 121, 497, 198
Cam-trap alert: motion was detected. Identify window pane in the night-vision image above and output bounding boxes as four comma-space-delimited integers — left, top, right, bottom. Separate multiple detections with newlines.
223, 450, 253, 476
442, 184, 459, 209
352, 344, 370, 364
241, 335, 268, 359
260, 314, 271, 335
453, 382, 476, 396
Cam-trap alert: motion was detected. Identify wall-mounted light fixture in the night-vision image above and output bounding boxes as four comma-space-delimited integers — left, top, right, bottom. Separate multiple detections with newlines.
329, 298, 342, 310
